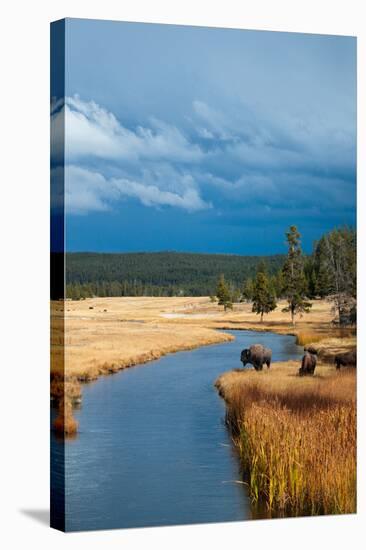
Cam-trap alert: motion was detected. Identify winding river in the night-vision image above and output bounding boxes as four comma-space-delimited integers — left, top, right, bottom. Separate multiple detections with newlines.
51, 330, 303, 531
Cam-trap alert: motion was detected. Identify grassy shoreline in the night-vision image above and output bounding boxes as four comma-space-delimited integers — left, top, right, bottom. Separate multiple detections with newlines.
215, 358, 356, 517
51, 297, 356, 442
52, 296, 354, 379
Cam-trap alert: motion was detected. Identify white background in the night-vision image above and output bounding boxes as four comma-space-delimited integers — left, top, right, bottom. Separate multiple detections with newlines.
0, 1, 365, 548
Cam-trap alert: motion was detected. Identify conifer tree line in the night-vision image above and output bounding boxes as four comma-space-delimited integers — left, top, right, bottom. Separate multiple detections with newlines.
66, 252, 285, 299
215, 225, 356, 325
66, 225, 356, 325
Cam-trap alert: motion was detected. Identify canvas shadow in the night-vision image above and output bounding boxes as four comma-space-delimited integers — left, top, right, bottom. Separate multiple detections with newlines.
20, 509, 50, 526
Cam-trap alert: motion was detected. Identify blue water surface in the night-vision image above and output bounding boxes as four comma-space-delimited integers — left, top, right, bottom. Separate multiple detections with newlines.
51, 330, 303, 531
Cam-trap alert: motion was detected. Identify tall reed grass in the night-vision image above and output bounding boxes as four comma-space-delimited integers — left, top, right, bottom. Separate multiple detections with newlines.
296, 331, 326, 346
296, 329, 356, 347
216, 366, 356, 517
53, 397, 78, 436
50, 374, 82, 404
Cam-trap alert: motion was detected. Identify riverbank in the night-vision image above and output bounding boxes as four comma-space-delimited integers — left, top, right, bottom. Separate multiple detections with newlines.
51, 296, 355, 387
50, 298, 237, 425
51, 297, 235, 381
52, 296, 354, 377
54, 327, 276, 529
51, 296, 355, 435
215, 360, 356, 517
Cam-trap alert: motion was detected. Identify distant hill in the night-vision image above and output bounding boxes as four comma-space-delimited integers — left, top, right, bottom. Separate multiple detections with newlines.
66, 251, 286, 297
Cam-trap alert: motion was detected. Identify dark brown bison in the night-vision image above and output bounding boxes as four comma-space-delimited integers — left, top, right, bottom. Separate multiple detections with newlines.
334, 350, 356, 369
304, 345, 318, 356
241, 344, 272, 371
299, 352, 317, 376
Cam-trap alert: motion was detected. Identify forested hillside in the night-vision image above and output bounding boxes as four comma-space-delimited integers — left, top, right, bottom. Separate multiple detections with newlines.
65, 226, 356, 323
66, 251, 285, 298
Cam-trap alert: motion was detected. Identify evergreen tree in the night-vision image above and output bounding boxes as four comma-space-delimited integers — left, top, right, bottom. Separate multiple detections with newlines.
268, 275, 277, 298
282, 226, 312, 325
304, 257, 317, 298
242, 278, 254, 302
252, 266, 277, 322
73, 283, 81, 300
308, 267, 317, 299
231, 286, 242, 304
273, 270, 284, 298
256, 259, 267, 274
216, 274, 233, 311
313, 238, 332, 297
312, 227, 356, 324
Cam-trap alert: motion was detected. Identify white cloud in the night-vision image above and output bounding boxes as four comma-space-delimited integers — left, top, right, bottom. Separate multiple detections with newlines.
112, 178, 210, 211
62, 165, 211, 215
196, 127, 215, 139
64, 165, 112, 215
55, 95, 203, 163
50, 95, 354, 218
51, 96, 210, 215
193, 100, 236, 141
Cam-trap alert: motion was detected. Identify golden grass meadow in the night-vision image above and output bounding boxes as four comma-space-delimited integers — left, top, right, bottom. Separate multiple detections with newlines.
51, 296, 356, 516
51, 296, 354, 380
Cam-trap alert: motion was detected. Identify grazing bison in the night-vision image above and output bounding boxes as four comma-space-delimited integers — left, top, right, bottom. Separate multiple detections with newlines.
304, 345, 318, 356
241, 344, 272, 371
299, 352, 317, 376
334, 350, 356, 369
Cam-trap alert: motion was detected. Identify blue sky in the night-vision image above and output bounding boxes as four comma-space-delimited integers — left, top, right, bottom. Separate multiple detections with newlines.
52, 19, 356, 254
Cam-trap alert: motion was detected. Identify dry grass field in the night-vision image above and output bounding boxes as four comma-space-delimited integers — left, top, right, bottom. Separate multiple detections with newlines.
215, 363, 356, 516
51, 297, 234, 380
51, 296, 355, 381
51, 296, 356, 443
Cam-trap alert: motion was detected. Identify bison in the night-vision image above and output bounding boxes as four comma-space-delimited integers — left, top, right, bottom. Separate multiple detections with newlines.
241, 344, 272, 371
304, 345, 318, 356
299, 352, 317, 376
334, 350, 356, 369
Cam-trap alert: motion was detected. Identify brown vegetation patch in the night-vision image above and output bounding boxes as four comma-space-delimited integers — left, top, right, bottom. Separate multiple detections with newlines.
51, 374, 82, 404
215, 364, 356, 516
53, 398, 79, 436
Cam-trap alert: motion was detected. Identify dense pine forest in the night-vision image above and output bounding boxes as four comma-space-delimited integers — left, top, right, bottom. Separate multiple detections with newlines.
66, 251, 285, 298
65, 226, 356, 325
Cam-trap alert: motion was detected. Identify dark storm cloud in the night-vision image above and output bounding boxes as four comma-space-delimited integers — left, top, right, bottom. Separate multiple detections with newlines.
61, 19, 356, 253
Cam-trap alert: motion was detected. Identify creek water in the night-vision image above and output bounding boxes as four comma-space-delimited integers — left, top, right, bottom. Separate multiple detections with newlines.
51, 330, 303, 531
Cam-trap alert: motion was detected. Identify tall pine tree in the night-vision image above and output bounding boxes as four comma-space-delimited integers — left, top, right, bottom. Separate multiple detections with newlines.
282, 226, 312, 325
241, 277, 254, 302
252, 267, 277, 322
216, 274, 233, 311
312, 227, 356, 324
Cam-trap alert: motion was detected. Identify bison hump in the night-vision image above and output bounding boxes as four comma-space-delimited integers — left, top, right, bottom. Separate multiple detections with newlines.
250, 344, 264, 354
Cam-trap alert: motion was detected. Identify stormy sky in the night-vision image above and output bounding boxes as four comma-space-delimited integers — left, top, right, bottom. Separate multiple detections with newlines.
53, 19, 356, 254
